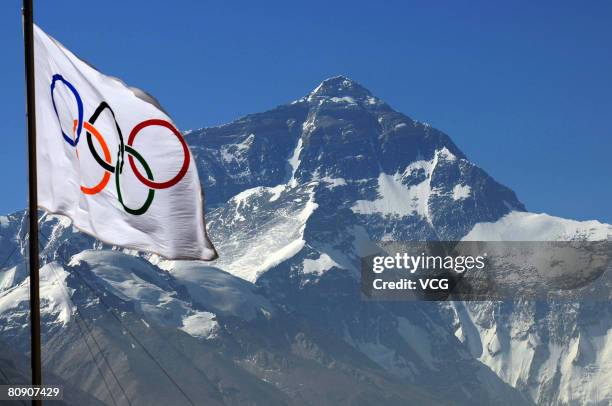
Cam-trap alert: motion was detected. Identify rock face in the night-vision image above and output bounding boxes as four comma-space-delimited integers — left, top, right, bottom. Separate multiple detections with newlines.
0, 76, 610, 405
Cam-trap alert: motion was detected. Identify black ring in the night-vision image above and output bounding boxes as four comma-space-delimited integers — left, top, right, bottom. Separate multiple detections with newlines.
86, 102, 125, 173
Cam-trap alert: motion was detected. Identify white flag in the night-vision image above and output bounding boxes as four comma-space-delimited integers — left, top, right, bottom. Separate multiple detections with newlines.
33, 25, 217, 260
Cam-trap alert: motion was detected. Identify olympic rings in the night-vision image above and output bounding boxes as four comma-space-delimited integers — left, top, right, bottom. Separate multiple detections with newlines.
50, 74, 189, 215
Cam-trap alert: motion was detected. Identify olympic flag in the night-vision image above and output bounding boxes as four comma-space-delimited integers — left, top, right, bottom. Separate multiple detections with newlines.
33, 25, 217, 260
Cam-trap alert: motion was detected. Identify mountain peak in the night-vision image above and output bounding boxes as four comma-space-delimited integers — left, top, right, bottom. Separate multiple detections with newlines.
308, 75, 373, 100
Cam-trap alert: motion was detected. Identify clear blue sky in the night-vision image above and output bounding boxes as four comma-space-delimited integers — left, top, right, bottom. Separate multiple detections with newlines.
1, 1, 610, 222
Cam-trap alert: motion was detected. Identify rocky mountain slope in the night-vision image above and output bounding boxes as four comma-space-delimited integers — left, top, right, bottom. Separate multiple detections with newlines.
0, 76, 610, 405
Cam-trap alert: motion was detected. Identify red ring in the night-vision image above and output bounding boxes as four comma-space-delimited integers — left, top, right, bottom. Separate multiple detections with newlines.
127, 119, 190, 190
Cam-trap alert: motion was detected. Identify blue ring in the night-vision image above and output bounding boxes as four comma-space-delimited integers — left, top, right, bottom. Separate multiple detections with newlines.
50, 74, 84, 147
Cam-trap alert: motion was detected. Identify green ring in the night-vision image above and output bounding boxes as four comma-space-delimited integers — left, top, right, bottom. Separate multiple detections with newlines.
116, 145, 155, 215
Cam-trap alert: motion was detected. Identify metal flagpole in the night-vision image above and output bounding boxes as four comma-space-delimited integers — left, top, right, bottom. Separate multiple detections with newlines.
22, 0, 43, 404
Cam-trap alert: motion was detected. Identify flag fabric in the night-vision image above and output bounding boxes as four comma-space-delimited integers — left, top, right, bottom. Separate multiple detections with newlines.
33, 25, 217, 260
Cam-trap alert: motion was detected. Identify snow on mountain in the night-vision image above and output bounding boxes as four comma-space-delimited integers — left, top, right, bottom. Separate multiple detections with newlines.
0, 262, 27, 291
352, 171, 431, 218
444, 294, 612, 405
464, 211, 612, 241
0, 262, 73, 327
69, 250, 219, 339
452, 184, 471, 201
302, 253, 343, 276
351, 148, 459, 221
156, 261, 274, 320
1, 75, 610, 405
203, 183, 319, 282
451, 211, 612, 405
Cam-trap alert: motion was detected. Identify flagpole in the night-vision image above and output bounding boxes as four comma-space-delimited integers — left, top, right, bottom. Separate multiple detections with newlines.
22, 0, 43, 404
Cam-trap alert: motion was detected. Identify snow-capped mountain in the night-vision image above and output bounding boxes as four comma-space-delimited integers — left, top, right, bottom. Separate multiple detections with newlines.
0, 76, 610, 405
